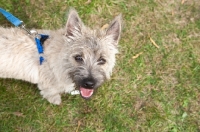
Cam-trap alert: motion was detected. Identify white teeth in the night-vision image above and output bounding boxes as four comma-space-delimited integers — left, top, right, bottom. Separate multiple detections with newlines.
70, 90, 80, 95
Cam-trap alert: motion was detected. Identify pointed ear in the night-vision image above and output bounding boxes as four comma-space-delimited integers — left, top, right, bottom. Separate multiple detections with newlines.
106, 14, 122, 44
65, 8, 83, 38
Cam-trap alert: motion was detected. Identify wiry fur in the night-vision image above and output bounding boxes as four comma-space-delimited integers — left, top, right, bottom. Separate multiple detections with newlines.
0, 8, 122, 105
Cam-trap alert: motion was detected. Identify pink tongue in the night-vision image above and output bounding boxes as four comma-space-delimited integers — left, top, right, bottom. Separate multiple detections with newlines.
80, 87, 94, 98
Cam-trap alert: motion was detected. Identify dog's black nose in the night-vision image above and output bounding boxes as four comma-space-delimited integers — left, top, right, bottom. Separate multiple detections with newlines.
83, 79, 95, 88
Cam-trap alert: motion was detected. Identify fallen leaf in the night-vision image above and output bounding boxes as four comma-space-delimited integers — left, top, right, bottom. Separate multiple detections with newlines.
101, 24, 109, 30
13, 112, 25, 117
150, 37, 160, 49
85, 0, 91, 5
76, 121, 81, 132
181, 0, 186, 4
132, 52, 143, 59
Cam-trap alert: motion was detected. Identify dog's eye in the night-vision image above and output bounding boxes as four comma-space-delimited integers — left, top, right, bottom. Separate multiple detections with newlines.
74, 55, 83, 62
97, 57, 106, 65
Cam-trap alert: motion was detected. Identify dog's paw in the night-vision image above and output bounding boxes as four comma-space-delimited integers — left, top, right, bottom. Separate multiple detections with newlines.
47, 94, 62, 105
40, 90, 62, 105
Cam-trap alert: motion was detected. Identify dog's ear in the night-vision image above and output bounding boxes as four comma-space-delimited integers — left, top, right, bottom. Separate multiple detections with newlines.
65, 8, 83, 38
106, 14, 122, 45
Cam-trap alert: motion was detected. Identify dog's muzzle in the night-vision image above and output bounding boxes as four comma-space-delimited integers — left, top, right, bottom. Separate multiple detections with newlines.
79, 78, 96, 99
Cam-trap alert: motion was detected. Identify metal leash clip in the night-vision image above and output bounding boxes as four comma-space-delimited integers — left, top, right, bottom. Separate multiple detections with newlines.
19, 21, 38, 37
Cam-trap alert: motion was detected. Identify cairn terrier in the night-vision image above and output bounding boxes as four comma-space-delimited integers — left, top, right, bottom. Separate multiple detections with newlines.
0, 8, 122, 105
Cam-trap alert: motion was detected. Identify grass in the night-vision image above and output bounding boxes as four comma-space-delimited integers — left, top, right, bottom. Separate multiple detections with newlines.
0, 0, 200, 131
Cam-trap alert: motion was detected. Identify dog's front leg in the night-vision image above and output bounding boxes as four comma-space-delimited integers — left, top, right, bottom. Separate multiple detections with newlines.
38, 64, 62, 105
39, 86, 62, 105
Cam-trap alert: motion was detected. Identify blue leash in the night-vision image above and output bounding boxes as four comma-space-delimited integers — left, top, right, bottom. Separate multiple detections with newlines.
0, 8, 22, 26
0, 8, 48, 65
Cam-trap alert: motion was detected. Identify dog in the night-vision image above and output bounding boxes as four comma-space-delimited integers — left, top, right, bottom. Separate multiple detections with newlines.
0, 8, 122, 105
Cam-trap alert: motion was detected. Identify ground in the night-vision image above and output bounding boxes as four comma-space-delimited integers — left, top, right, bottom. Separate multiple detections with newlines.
0, 0, 200, 131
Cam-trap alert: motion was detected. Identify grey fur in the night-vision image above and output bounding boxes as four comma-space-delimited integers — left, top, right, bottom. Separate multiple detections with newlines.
0, 8, 122, 105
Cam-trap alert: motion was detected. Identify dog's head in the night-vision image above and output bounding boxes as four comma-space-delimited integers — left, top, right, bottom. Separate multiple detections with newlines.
63, 8, 122, 99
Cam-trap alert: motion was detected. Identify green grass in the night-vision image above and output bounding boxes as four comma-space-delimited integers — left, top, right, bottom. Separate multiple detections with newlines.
0, 0, 200, 131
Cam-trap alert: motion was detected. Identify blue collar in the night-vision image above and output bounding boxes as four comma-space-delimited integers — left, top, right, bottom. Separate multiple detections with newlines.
0, 8, 48, 65
35, 34, 49, 65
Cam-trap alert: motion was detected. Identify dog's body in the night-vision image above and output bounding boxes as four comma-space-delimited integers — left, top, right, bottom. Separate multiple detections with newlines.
0, 9, 122, 105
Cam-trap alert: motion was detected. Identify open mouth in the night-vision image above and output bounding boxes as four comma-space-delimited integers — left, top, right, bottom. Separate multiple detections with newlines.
80, 87, 94, 99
